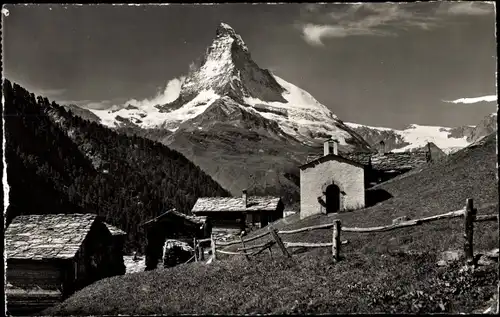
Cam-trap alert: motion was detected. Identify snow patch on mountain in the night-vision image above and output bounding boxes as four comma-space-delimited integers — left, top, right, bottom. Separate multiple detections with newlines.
345, 122, 471, 153
88, 72, 354, 145
243, 75, 353, 145
391, 125, 470, 153
89, 86, 219, 131
344, 122, 394, 132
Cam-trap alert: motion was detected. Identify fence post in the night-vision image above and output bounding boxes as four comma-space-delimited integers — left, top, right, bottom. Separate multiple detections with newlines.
211, 234, 217, 262
332, 220, 341, 262
464, 198, 476, 266
199, 242, 205, 261
269, 226, 290, 258
240, 234, 250, 261
193, 238, 198, 262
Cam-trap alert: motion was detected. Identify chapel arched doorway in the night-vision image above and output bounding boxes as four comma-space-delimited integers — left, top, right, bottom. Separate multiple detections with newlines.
325, 184, 341, 214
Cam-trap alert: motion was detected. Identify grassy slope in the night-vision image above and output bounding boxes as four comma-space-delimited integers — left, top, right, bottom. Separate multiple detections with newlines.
46, 133, 498, 315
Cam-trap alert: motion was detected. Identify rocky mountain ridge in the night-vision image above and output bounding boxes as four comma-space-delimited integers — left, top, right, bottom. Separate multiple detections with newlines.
345, 113, 497, 154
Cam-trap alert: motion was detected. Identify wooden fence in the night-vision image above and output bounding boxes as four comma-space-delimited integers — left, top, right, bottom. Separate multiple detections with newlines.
193, 198, 497, 266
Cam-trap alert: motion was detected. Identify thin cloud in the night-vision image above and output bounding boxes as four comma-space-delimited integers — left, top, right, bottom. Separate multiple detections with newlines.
299, 2, 494, 46
302, 23, 393, 46
443, 95, 497, 104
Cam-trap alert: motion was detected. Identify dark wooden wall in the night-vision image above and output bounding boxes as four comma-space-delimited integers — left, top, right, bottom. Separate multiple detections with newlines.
145, 217, 206, 270
73, 220, 117, 291
6, 220, 124, 315
6, 258, 68, 315
109, 235, 126, 276
211, 213, 245, 231
7, 259, 65, 290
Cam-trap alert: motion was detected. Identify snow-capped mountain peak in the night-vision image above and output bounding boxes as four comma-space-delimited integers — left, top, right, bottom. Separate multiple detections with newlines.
215, 22, 249, 53
179, 23, 247, 95
84, 23, 374, 150
159, 22, 286, 112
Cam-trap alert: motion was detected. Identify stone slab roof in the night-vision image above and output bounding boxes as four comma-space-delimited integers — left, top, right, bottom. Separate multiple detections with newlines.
342, 152, 373, 166
306, 152, 373, 166
191, 196, 281, 214
301, 153, 366, 170
5, 213, 97, 260
104, 222, 127, 236
141, 208, 207, 227
304, 150, 429, 171
371, 151, 430, 171
170, 208, 207, 224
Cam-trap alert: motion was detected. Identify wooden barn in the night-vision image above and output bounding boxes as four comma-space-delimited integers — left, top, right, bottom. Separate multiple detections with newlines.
5, 214, 121, 315
191, 190, 285, 233
104, 222, 127, 276
140, 208, 208, 270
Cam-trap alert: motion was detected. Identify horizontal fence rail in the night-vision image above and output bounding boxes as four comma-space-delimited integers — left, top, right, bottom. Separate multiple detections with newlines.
193, 199, 497, 265
341, 209, 464, 233
278, 223, 335, 235
474, 214, 498, 222
216, 232, 270, 247
216, 249, 247, 256
284, 241, 349, 248
237, 241, 275, 252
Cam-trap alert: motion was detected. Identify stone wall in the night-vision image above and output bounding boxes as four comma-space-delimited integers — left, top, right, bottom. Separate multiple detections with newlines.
300, 158, 365, 219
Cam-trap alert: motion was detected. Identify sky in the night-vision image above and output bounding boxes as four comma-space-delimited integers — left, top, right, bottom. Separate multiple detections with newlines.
2, 2, 497, 129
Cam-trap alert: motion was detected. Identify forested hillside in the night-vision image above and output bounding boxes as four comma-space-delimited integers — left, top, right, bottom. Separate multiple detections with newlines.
3, 79, 230, 252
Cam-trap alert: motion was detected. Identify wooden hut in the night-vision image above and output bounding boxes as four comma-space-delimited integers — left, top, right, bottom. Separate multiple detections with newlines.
5, 214, 117, 315
140, 209, 207, 270
191, 191, 285, 233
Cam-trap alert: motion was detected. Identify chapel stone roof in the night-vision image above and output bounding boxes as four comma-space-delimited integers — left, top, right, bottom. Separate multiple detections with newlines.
303, 150, 430, 171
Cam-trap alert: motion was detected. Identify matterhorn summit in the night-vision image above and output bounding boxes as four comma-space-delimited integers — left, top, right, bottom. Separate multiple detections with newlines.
157, 22, 287, 112
89, 22, 370, 149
